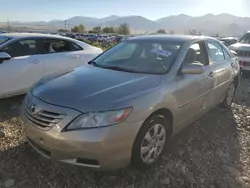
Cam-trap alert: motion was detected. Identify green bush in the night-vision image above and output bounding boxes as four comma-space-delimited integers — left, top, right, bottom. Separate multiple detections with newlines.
78, 39, 116, 51
92, 41, 100, 47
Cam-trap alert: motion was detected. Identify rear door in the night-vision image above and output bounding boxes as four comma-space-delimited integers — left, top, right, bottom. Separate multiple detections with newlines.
39, 38, 83, 76
0, 38, 43, 97
205, 40, 231, 105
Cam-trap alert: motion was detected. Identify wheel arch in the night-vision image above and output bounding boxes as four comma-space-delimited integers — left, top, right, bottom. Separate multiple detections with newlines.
233, 74, 240, 88
139, 108, 174, 136
130, 107, 174, 168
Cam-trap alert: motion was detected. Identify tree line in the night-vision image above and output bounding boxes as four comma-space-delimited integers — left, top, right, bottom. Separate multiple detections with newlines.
59, 23, 131, 35
156, 28, 205, 36
59, 24, 219, 37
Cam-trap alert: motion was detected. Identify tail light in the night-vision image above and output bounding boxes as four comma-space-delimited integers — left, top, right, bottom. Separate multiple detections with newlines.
239, 60, 244, 66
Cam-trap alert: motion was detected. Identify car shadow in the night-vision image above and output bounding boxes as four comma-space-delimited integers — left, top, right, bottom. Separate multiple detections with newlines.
0, 95, 24, 122
235, 75, 250, 108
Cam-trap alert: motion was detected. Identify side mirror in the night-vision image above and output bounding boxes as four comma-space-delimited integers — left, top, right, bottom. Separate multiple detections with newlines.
181, 62, 205, 74
0, 52, 11, 62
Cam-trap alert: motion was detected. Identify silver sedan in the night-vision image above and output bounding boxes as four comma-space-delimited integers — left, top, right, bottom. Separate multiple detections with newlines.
21, 35, 240, 170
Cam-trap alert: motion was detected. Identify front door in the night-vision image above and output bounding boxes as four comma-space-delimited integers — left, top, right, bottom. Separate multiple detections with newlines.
176, 41, 214, 127
0, 39, 43, 97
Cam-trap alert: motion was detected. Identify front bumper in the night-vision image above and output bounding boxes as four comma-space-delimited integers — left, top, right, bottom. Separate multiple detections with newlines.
22, 95, 143, 170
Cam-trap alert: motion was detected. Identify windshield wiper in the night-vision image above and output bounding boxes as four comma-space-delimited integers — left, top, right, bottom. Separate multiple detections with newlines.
88, 60, 104, 68
88, 60, 98, 66
88, 61, 139, 73
101, 66, 137, 73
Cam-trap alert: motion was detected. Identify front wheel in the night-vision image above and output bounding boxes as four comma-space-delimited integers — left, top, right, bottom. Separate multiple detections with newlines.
220, 82, 236, 109
131, 114, 170, 170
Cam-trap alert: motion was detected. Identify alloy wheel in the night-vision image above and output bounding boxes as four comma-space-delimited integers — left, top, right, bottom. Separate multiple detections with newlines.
140, 124, 166, 164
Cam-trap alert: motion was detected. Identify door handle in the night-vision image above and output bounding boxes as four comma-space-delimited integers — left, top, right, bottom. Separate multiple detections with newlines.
208, 71, 215, 78
29, 60, 39, 64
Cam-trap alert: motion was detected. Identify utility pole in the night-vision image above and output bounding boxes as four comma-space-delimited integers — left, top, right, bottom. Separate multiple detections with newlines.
7, 20, 11, 32
64, 20, 67, 31
53, 21, 55, 33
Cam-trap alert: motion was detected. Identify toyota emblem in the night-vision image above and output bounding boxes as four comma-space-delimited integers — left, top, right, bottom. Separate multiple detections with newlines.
30, 103, 36, 113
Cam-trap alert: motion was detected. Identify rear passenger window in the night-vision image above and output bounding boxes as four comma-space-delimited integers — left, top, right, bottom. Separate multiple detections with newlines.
207, 42, 225, 62
41, 39, 82, 54
71, 42, 83, 51
51, 40, 67, 52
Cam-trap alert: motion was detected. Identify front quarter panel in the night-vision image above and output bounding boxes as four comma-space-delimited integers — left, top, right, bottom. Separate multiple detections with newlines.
114, 76, 178, 132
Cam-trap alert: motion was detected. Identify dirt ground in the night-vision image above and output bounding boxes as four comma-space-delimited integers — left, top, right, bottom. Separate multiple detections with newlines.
0, 77, 250, 188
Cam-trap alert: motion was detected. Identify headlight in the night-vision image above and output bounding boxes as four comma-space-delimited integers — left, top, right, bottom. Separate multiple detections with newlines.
67, 108, 132, 130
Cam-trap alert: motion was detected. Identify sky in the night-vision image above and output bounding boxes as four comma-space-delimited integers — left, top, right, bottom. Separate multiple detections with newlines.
0, 0, 249, 22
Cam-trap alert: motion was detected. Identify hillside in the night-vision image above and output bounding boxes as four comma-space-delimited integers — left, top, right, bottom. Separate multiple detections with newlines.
2, 13, 250, 36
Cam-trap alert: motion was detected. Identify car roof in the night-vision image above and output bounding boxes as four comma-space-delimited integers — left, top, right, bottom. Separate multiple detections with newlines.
127, 34, 214, 43
221, 37, 237, 40
1, 32, 71, 40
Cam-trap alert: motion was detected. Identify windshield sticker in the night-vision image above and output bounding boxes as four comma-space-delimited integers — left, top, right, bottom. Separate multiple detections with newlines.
150, 48, 172, 57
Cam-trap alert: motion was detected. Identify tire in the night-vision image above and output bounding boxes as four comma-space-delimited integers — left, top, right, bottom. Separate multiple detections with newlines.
131, 114, 171, 170
241, 70, 249, 78
241, 70, 245, 77
220, 82, 236, 109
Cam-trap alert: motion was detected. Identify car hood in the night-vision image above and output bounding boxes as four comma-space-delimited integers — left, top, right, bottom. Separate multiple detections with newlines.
32, 65, 162, 112
229, 42, 250, 51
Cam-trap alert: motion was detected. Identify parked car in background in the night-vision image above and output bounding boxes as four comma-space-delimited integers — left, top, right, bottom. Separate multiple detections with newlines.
229, 31, 250, 75
22, 35, 240, 170
0, 33, 103, 99
220, 37, 238, 47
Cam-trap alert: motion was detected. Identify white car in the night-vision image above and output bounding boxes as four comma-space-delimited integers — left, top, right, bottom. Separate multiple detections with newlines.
0, 33, 103, 99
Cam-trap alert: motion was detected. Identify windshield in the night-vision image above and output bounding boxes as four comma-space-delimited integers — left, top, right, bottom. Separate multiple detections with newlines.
0, 36, 10, 45
239, 33, 250, 44
92, 40, 183, 74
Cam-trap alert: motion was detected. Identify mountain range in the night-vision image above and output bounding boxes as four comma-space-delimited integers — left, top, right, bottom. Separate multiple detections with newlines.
2, 13, 250, 36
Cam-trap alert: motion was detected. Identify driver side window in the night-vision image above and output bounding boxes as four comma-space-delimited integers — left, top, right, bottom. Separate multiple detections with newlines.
183, 42, 208, 66
1, 39, 39, 58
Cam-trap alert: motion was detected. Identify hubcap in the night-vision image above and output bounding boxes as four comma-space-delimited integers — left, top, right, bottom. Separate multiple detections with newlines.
226, 84, 235, 106
140, 124, 166, 164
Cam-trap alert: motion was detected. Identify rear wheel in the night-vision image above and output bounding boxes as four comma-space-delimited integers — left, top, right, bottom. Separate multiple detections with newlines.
242, 70, 249, 78
220, 82, 236, 109
131, 114, 170, 170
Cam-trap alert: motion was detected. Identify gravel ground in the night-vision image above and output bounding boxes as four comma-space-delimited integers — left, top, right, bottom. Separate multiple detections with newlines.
0, 77, 250, 188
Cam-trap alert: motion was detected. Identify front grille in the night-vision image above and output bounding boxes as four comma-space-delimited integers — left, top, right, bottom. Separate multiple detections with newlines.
24, 104, 65, 130
235, 50, 250, 57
